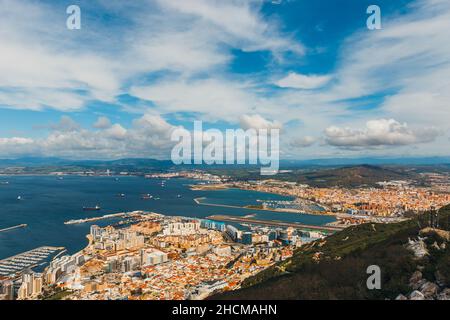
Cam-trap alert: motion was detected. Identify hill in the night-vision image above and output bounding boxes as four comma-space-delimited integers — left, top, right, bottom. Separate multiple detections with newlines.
204, 164, 417, 187
295, 164, 414, 187
211, 206, 450, 300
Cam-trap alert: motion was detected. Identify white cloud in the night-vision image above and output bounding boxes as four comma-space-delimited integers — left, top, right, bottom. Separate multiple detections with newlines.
326, 0, 450, 126
239, 114, 282, 130
131, 79, 268, 122
0, 0, 302, 113
0, 137, 36, 158
155, 0, 304, 57
1, 0, 450, 159
275, 72, 331, 89
0, 114, 180, 159
324, 119, 440, 147
51, 116, 81, 132
93, 117, 112, 129
103, 124, 127, 140
289, 136, 317, 148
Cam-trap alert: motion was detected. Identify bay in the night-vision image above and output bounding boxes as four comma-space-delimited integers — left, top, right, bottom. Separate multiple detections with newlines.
0, 175, 335, 259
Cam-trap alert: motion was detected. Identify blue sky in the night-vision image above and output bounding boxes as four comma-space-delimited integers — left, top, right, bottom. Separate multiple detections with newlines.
0, 0, 449, 160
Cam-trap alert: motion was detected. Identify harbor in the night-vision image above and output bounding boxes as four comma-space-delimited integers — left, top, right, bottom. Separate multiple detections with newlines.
0, 175, 336, 261
0, 246, 64, 277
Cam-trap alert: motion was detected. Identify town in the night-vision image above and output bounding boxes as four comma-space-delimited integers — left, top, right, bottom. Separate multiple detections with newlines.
0, 211, 322, 300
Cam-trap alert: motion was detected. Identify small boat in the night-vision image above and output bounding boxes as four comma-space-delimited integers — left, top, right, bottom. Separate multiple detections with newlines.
141, 194, 152, 200
17, 196, 22, 200
0, 181, 9, 185
116, 193, 126, 197
83, 205, 101, 211
177, 194, 182, 198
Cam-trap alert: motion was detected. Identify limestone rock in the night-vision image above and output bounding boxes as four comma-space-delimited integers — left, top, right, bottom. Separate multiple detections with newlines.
407, 238, 429, 258
409, 290, 425, 300
409, 271, 424, 290
419, 281, 439, 298
409, 270, 422, 284
437, 288, 450, 300
435, 270, 446, 287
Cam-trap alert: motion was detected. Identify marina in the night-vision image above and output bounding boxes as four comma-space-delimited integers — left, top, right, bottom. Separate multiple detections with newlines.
0, 246, 64, 277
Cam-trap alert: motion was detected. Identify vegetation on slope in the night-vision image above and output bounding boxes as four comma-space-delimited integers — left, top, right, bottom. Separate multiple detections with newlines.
212, 206, 450, 300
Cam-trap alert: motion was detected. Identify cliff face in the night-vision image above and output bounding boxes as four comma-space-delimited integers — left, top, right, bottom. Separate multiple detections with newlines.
211, 206, 450, 300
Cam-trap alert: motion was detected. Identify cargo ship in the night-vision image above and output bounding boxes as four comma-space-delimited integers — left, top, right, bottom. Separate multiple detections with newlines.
83, 205, 101, 211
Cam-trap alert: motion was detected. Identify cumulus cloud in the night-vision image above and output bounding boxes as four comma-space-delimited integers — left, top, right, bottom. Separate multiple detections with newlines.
239, 114, 282, 130
324, 119, 440, 147
0, 137, 36, 158
275, 72, 331, 89
0, 114, 180, 159
103, 124, 127, 140
51, 116, 81, 132
1, 0, 450, 159
93, 117, 112, 129
289, 136, 317, 148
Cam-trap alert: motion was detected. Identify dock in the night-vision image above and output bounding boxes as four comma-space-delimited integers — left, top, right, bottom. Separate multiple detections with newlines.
207, 215, 346, 232
64, 210, 147, 225
0, 246, 65, 277
0, 224, 27, 233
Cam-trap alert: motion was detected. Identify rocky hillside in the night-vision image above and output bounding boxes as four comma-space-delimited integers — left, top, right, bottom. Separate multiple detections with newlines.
212, 206, 450, 300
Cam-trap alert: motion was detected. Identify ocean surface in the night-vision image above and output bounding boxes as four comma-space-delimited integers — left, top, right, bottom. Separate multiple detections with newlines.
0, 176, 335, 259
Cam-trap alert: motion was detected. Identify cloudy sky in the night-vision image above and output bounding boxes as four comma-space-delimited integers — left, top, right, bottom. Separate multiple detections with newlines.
0, 0, 449, 160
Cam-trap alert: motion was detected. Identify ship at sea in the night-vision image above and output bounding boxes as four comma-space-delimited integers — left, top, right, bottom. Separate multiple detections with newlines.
83, 205, 101, 211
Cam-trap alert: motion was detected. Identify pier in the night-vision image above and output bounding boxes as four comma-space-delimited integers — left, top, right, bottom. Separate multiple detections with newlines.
64, 210, 146, 225
207, 215, 346, 232
0, 246, 65, 277
0, 224, 27, 233
64, 212, 130, 224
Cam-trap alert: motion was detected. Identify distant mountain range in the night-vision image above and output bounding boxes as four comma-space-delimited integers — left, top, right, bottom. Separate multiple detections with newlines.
281, 156, 450, 166
1, 156, 450, 168
0, 157, 174, 169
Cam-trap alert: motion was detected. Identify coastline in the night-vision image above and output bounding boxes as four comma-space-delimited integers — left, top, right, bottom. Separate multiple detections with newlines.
194, 197, 335, 217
